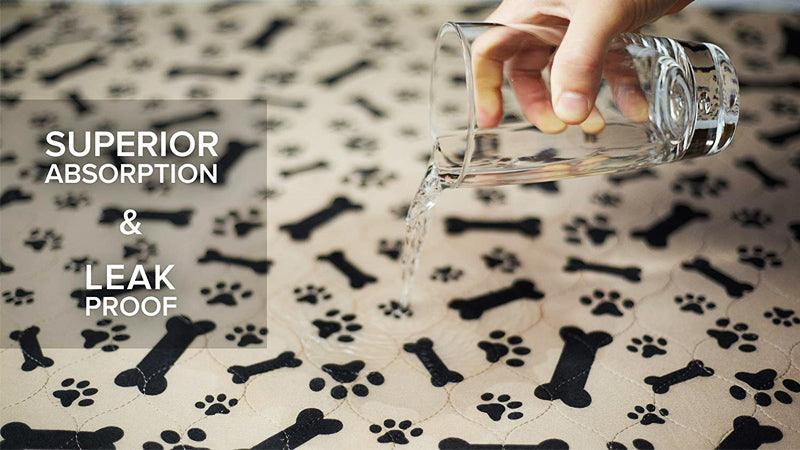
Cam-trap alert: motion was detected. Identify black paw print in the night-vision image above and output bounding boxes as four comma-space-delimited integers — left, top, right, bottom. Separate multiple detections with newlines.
764, 307, 800, 327
309, 360, 384, 399
707, 318, 758, 352
730, 368, 800, 407
64, 256, 98, 272
378, 239, 401, 261
213, 208, 264, 237
671, 172, 728, 198
592, 191, 622, 207
738, 245, 782, 270
580, 289, 634, 317
123, 238, 157, 264
563, 214, 616, 245
370, 419, 423, 445
225, 324, 267, 347
627, 404, 668, 425
195, 393, 237, 416
378, 300, 413, 319
53, 378, 97, 407
313, 309, 362, 342
143, 428, 207, 450
475, 188, 506, 205
674, 292, 716, 315
81, 319, 130, 352
294, 284, 332, 304
478, 330, 531, 367
482, 247, 520, 273
3, 287, 33, 306
626, 335, 667, 358
201, 282, 253, 306
345, 135, 378, 154
342, 166, 397, 188
731, 208, 773, 229
477, 393, 523, 421
430, 266, 463, 282
24, 228, 62, 251
390, 202, 410, 220
54, 192, 90, 209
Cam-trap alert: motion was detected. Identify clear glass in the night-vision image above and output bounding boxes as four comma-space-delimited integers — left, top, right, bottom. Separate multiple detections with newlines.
430, 22, 739, 188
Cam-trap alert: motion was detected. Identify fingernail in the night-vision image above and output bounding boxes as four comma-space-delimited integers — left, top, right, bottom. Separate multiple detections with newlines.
555, 91, 590, 123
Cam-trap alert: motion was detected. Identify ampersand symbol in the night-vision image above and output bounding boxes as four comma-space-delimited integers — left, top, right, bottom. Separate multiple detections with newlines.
120, 209, 142, 235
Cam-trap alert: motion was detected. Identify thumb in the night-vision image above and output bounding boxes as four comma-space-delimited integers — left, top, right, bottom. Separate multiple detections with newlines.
550, 8, 627, 124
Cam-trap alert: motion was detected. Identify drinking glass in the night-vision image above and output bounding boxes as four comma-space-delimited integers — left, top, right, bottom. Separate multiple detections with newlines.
430, 22, 739, 188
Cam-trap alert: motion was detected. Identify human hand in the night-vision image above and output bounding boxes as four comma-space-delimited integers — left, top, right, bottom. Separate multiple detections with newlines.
473, 0, 693, 133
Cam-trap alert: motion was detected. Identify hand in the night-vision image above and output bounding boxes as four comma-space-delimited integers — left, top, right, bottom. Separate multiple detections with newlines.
473, 0, 693, 132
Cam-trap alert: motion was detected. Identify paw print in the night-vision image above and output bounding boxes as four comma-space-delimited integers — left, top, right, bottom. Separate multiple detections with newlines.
475, 188, 506, 205
3, 287, 33, 306
430, 266, 463, 282
378, 300, 413, 319
707, 318, 758, 352
54, 192, 90, 209
81, 319, 130, 352
730, 368, 800, 407
478, 330, 531, 367
674, 292, 716, 315
23, 228, 62, 251
592, 191, 622, 207
294, 284, 332, 304
225, 324, 267, 347
627, 404, 668, 425
378, 238, 401, 261
64, 256, 97, 273
143, 428, 207, 450
201, 282, 253, 306
123, 237, 157, 264
312, 309, 362, 342
342, 166, 397, 188
53, 378, 98, 407
195, 393, 237, 415
562, 214, 616, 245
213, 208, 263, 237
580, 289, 634, 317
731, 208, 772, 229
671, 172, 728, 198
482, 247, 520, 273
309, 360, 384, 399
738, 245, 782, 270
477, 393, 523, 421
764, 307, 800, 327
626, 335, 667, 358
370, 419, 423, 445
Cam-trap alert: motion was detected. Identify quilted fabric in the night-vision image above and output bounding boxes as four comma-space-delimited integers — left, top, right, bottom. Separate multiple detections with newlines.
1, 2, 799, 449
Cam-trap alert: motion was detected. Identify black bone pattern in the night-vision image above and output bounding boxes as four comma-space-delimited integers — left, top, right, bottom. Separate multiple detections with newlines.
99, 207, 193, 227
535, 326, 612, 408
717, 416, 782, 449
38, 52, 105, 84
150, 108, 219, 129
449, 279, 544, 320
631, 202, 710, 248
0, 422, 124, 449
280, 196, 363, 241
245, 18, 293, 50
681, 257, 754, 298
197, 248, 272, 274
563, 257, 642, 282
735, 157, 787, 189
9, 326, 54, 372
438, 437, 569, 449
227, 351, 302, 384
167, 65, 241, 78
250, 408, 342, 449
115, 316, 215, 395
403, 338, 464, 387
644, 360, 715, 394
280, 160, 329, 178
317, 250, 377, 289
446, 216, 541, 239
